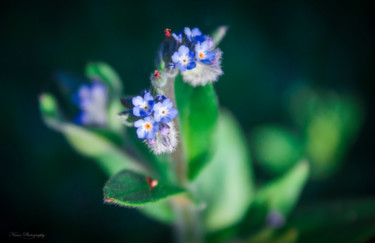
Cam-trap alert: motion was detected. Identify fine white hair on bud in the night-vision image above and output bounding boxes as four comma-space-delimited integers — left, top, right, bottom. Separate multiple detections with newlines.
145, 121, 178, 154
118, 112, 133, 127
181, 49, 223, 86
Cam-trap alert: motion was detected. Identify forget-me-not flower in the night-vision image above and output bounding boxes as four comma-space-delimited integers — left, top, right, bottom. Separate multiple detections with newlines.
74, 82, 108, 126
171, 45, 196, 71
195, 40, 216, 64
184, 27, 206, 43
153, 98, 178, 123
132, 92, 155, 117
172, 31, 183, 43
134, 116, 159, 140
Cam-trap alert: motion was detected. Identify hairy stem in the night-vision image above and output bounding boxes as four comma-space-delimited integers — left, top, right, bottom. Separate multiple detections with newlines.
164, 76, 187, 186
164, 75, 203, 243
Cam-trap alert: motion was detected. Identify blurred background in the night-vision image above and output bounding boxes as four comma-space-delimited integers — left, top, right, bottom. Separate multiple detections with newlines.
1, 0, 374, 242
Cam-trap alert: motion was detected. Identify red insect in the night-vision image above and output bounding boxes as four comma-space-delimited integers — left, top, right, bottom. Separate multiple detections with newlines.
154, 70, 161, 79
164, 28, 171, 38
146, 176, 158, 190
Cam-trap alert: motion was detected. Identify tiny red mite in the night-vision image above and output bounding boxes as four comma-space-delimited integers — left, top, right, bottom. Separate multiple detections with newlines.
164, 28, 171, 38
154, 70, 161, 79
146, 176, 158, 190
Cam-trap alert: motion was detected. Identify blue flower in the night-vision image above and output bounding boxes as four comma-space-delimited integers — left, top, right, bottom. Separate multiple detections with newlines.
169, 62, 176, 70
172, 31, 182, 43
73, 82, 108, 125
132, 92, 155, 117
171, 45, 196, 71
184, 27, 206, 43
195, 40, 216, 64
153, 98, 178, 123
156, 94, 166, 101
134, 116, 159, 140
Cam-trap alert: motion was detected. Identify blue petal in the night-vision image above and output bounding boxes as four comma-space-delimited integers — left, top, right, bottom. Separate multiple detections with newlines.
178, 45, 189, 56
171, 52, 180, 63
177, 62, 187, 71
139, 109, 149, 116
163, 99, 173, 109
144, 92, 154, 102
186, 61, 196, 70
132, 96, 143, 106
145, 130, 155, 140
191, 28, 202, 37
184, 27, 192, 38
136, 127, 146, 139
168, 108, 178, 119
134, 119, 144, 128
133, 106, 141, 116
144, 116, 154, 123
201, 41, 210, 51
196, 34, 207, 43
154, 112, 161, 122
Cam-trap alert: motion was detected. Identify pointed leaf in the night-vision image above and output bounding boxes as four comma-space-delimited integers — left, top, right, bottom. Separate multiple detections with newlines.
175, 75, 219, 180
39, 93, 149, 176
256, 160, 309, 215
195, 110, 254, 231
104, 170, 186, 207
242, 161, 309, 232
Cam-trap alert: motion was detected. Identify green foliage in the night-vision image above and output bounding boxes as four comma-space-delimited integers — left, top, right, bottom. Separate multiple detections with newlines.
175, 75, 219, 180
242, 161, 309, 231
253, 86, 364, 180
103, 170, 186, 207
195, 110, 254, 232
139, 200, 174, 224
287, 86, 364, 179
288, 199, 375, 242
39, 93, 147, 176
251, 125, 303, 175
256, 160, 309, 215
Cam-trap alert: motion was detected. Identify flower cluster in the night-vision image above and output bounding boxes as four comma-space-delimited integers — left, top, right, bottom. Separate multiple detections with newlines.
73, 82, 108, 126
119, 91, 178, 154
168, 27, 223, 86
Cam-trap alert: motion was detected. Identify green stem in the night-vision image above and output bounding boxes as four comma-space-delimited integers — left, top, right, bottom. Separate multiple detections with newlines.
172, 197, 203, 243
164, 75, 203, 243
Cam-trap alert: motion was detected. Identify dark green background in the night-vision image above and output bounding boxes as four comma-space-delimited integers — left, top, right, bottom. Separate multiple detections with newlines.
1, 0, 374, 242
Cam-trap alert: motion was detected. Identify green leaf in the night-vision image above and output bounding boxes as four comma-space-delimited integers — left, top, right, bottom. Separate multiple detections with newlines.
210, 26, 229, 48
104, 170, 186, 207
288, 199, 375, 242
39, 93, 149, 176
286, 86, 364, 179
195, 110, 254, 232
85, 62, 123, 96
256, 160, 309, 215
175, 75, 219, 180
242, 161, 309, 232
139, 200, 174, 224
251, 125, 303, 175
